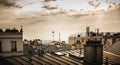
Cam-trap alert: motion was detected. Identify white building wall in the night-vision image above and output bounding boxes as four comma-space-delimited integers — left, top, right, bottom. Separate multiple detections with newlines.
0, 39, 11, 52
0, 32, 23, 52
68, 37, 88, 45
17, 39, 23, 51
68, 37, 75, 45
0, 38, 23, 52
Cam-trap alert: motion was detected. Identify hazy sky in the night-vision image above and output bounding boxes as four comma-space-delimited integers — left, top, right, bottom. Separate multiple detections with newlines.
0, 0, 120, 42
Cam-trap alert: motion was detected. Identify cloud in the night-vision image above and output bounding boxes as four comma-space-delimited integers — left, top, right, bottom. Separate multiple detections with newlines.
28, 19, 47, 24
42, 5, 58, 10
15, 17, 29, 20
13, 13, 48, 25
106, 0, 112, 4
0, 0, 23, 8
0, 0, 15, 6
0, 6, 17, 24
42, 0, 56, 2
112, 2, 116, 5
107, 3, 120, 13
41, 0, 60, 10
66, 13, 89, 18
57, 11, 67, 15
88, 1, 100, 8
67, 14, 87, 18
108, 5, 112, 9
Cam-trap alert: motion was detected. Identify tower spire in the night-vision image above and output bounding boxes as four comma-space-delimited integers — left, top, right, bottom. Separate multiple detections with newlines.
20, 25, 23, 32
52, 31, 54, 42
59, 32, 61, 42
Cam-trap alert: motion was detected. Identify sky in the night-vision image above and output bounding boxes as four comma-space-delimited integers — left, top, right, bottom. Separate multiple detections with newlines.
0, 0, 120, 42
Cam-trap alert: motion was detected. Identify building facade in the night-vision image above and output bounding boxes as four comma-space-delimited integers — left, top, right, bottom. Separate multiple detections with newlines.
0, 27, 23, 53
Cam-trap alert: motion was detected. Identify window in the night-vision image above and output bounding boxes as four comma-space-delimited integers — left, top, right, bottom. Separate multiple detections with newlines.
0, 41, 2, 52
11, 41, 17, 52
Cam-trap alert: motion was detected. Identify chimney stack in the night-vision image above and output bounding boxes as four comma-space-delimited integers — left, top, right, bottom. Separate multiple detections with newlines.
86, 27, 90, 37
97, 28, 99, 36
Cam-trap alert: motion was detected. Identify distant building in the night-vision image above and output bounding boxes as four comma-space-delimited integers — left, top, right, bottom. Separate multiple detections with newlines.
24, 39, 42, 45
68, 35, 87, 49
68, 27, 120, 49
0, 27, 23, 53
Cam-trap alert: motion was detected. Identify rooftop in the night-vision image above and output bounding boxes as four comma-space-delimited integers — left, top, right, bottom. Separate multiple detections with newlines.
0, 27, 23, 35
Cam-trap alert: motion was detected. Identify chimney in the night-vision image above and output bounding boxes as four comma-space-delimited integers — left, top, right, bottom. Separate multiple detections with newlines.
86, 27, 90, 37
97, 28, 99, 36
84, 39, 103, 65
